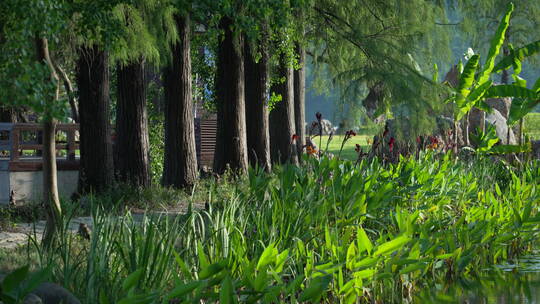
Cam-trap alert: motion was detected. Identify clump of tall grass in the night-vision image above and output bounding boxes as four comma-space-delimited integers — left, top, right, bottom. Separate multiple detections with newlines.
17, 155, 540, 303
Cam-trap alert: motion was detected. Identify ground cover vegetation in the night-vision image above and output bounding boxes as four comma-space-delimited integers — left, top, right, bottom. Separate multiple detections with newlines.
1, 154, 540, 303
0, 0, 540, 303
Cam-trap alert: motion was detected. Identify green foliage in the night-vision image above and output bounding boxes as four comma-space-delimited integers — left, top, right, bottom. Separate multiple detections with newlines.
9, 155, 540, 303
0, 265, 51, 303
470, 126, 500, 152
524, 113, 540, 139
111, 1, 174, 66
310, 0, 451, 138
147, 80, 165, 184
476, 3, 513, 85
494, 40, 540, 73
0, 0, 70, 120
446, 3, 514, 121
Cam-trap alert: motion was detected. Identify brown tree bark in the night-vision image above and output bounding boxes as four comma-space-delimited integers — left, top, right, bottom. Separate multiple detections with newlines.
35, 37, 62, 247
294, 44, 306, 160
163, 14, 198, 188
115, 60, 151, 187
213, 17, 248, 174
270, 58, 298, 165
244, 37, 271, 171
76, 46, 114, 194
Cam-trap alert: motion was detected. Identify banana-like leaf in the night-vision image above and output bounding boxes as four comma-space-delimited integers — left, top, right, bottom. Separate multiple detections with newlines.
457, 55, 480, 97
455, 80, 493, 120
493, 40, 540, 73
475, 100, 493, 114
508, 97, 540, 126
512, 75, 527, 88
468, 80, 492, 104
477, 3, 514, 85
471, 126, 499, 152
485, 85, 539, 100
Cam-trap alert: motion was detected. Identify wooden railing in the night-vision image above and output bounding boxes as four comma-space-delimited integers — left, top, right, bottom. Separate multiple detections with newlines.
0, 123, 80, 171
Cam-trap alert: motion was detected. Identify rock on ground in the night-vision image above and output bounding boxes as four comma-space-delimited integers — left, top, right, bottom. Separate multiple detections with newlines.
469, 108, 517, 145
25, 283, 81, 304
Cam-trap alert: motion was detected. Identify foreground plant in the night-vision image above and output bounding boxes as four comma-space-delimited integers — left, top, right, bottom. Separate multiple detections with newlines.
16, 154, 540, 303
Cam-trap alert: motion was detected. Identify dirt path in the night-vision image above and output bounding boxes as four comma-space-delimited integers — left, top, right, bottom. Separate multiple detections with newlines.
0, 203, 205, 249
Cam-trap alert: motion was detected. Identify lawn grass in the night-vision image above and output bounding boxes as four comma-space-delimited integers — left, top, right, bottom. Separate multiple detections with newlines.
316, 134, 372, 160
524, 113, 540, 140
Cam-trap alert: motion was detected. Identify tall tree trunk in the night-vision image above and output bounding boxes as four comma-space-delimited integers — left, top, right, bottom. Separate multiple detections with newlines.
163, 14, 197, 188
294, 44, 306, 160
35, 37, 62, 247
76, 46, 114, 194
244, 37, 271, 171
213, 17, 248, 174
270, 58, 298, 165
115, 60, 151, 187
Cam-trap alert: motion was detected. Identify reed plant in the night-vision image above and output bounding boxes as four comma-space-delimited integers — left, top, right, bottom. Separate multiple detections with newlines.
6, 154, 540, 303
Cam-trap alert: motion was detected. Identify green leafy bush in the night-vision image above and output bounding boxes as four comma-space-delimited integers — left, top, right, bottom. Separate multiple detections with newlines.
21, 155, 540, 303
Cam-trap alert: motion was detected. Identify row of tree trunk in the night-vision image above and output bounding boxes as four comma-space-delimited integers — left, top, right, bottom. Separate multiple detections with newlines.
74, 14, 306, 193
215, 20, 307, 174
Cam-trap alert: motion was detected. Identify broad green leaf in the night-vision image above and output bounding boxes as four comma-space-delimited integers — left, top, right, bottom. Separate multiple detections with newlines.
457, 55, 480, 97
353, 256, 379, 270
286, 274, 305, 294
508, 98, 540, 126
253, 270, 268, 292
485, 85, 538, 100
325, 226, 332, 250
346, 243, 357, 270
165, 281, 201, 300
220, 275, 235, 304
399, 262, 426, 275
1, 265, 29, 293
122, 269, 144, 291
339, 280, 355, 295
256, 244, 277, 270
99, 290, 110, 304
274, 249, 289, 273
475, 129, 500, 151
197, 241, 209, 269
199, 261, 226, 280
354, 268, 375, 279
299, 275, 332, 302
477, 3, 514, 85
357, 227, 373, 254
20, 267, 51, 296
173, 251, 193, 280
468, 80, 492, 104
475, 100, 493, 114
513, 75, 527, 88
494, 40, 540, 73
373, 235, 411, 257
